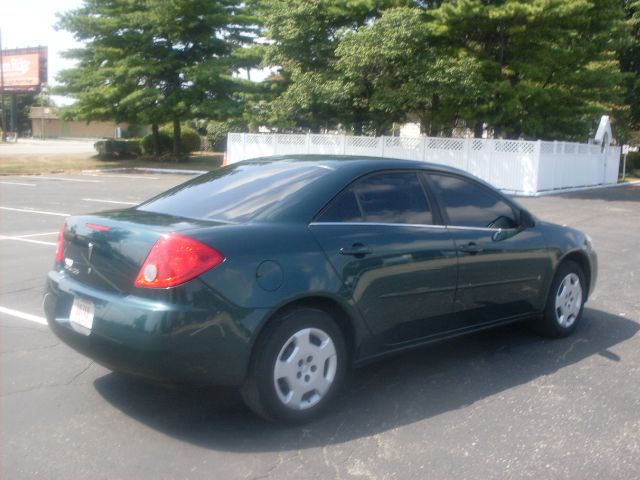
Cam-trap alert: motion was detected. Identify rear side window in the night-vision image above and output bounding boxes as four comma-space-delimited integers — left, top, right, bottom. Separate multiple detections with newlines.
138, 162, 331, 222
319, 172, 433, 225
428, 174, 517, 228
319, 190, 362, 222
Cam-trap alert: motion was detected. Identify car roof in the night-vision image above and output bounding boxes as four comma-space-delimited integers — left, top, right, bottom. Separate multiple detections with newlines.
239, 154, 466, 176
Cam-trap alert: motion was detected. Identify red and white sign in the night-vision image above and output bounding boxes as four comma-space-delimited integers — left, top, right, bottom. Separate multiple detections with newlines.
1, 47, 47, 91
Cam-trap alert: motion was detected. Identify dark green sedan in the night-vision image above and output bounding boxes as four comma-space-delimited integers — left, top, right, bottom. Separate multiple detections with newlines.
44, 156, 597, 423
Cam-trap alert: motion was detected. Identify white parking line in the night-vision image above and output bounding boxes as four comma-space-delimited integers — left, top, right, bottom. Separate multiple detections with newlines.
0, 235, 56, 246
0, 206, 70, 217
14, 231, 59, 238
18, 175, 101, 183
82, 198, 138, 205
0, 181, 36, 187
0, 306, 47, 326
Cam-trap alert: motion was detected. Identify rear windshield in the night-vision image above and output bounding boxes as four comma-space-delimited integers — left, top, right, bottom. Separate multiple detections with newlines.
138, 162, 332, 222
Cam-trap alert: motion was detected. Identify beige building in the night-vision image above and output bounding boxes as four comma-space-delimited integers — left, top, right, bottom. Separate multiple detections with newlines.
29, 107, 134, 139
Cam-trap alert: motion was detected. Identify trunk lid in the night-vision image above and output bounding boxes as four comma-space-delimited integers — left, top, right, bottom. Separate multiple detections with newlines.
60, 209, 227, 294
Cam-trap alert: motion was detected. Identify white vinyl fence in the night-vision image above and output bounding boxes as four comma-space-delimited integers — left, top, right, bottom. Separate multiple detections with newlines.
227, 133, 621, 196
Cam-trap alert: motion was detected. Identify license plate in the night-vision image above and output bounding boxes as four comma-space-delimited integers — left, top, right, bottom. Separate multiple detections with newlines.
69, 297, 95, 334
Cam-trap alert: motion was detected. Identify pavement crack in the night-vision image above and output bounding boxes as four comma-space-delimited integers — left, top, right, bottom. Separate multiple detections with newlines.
1, 341, 60, 354
321, 418, 347, 479
558, 338, 589, 363
66, 361, 94, 385
0, 361, 94, 398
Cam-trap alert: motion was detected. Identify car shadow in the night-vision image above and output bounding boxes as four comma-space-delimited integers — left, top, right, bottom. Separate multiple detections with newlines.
94, 308, 638, 451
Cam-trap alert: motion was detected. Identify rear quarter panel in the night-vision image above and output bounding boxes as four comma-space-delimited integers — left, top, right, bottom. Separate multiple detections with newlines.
190, 223, 371, 350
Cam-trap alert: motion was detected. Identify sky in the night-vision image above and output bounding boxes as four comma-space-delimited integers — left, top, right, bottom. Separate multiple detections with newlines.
1, 0, 84, 103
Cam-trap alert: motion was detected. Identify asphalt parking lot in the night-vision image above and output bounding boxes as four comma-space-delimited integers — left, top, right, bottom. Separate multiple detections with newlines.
1, 172, 639, 480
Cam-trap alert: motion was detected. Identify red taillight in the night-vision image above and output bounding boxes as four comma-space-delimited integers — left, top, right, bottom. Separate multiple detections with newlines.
134, 233, 224, 288
55, 222, 66, 264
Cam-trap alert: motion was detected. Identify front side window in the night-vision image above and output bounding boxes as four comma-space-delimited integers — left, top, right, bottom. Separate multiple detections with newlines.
318, 172, 433, 225
428, 174, 517, 229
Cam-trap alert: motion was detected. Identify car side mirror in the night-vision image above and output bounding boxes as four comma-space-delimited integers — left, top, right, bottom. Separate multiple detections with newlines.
520, 209, 535, 228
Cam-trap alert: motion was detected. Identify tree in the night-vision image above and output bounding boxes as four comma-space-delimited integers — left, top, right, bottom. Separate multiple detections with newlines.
257, 0, 411, 133
620, 0, 640, 142
429, 0, 628, 140
334, 7, 487, 136
56, 0, 253, 159
257, 0, 628, 141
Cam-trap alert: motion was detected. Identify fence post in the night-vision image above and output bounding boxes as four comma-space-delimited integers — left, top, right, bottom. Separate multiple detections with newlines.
532, 140, 541, 195
241, 133, 246, 161
379, 136, 386, 158
305, 133, 310, 154
487, 139, 495, 184
464, 138, 472, 172
341, 134, 346, 155
422, 136, 428, 162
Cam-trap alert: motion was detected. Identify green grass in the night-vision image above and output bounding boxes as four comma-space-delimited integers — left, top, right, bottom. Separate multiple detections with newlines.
0, 151, 224, 174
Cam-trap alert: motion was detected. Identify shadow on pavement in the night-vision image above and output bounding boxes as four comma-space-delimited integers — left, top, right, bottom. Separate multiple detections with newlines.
94, 308, 638, 451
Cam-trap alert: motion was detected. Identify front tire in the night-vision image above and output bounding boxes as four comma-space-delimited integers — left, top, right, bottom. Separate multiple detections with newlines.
536, 260, 586, 337
241, 307, 347, 423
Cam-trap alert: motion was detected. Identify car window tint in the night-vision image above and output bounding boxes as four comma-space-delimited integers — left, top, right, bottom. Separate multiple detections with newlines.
138, 162, 332, 222
429, 174, 517, 228
355, 172, 432, 224
318, 189, 363, 222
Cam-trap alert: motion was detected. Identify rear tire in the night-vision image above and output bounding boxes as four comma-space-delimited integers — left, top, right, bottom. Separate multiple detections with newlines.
241, 307, 347, 424
535, 260, 586, 338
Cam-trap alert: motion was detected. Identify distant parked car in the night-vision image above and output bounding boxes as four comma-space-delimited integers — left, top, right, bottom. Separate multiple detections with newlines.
44, 156, 597, 423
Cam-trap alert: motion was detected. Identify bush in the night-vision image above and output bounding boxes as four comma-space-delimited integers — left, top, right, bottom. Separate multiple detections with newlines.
175, 126, 202, 153
625, 151, 640, 173
141, 131, 172, 155
142, 125, 202, 156
206, 120, 247, 151
94, 139, 141, 159
206, 121, 231, 151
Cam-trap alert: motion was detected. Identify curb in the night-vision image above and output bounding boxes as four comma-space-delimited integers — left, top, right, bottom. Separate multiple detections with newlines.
81, 167, 207, 175
527, 180, 640, 197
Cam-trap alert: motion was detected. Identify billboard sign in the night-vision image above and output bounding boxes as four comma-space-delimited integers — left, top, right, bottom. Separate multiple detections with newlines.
1, 47, 47, 92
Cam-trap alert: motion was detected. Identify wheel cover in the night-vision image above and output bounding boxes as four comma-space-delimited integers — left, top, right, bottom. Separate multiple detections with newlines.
554, 273, 583, 328
273, 327, 337, 410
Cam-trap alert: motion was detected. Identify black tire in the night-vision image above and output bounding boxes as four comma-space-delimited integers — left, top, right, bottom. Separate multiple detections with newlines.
534, 260, 586, 338
241, 307, 347, 424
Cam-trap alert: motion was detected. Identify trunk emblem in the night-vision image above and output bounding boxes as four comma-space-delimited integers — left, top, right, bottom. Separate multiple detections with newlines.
87, 243, 94, 274
64, 257, 80, 275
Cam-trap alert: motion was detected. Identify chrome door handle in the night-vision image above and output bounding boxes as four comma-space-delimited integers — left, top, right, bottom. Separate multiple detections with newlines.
340, 243, 372, 258
459, 242, 483, 254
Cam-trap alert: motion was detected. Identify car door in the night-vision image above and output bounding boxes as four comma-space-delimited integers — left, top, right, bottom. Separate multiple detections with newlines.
426, 172, 549, 325
309, 171, 459, 345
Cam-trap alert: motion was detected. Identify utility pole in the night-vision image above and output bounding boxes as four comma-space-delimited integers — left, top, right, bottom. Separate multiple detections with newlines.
0, 29, 7, 142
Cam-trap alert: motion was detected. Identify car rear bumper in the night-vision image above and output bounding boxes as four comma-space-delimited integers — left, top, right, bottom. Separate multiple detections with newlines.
44, 270, 268, 386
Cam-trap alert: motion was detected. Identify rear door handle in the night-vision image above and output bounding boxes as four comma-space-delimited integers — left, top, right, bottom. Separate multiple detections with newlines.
459, 242, 484, 254
340, 243, 372, 258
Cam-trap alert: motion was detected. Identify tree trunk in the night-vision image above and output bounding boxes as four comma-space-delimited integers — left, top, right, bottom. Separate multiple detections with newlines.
429, 94, 440, 137
474, 122, 484, 139
151, 123, 160, 158
172, 118, 181, 162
